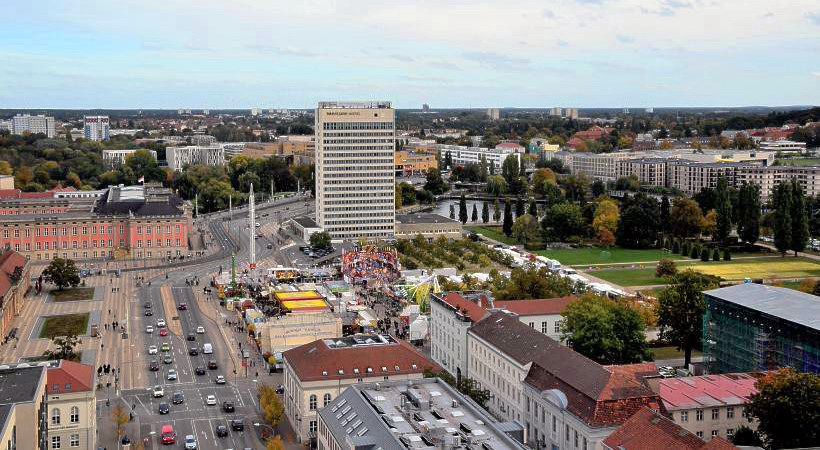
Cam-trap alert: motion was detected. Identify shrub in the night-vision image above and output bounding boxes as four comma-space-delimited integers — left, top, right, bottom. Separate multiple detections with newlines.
655, 258, 677, 278
672, 240, 680, 254
712, 248, 721, 261
723, 248, 731, 261
690, 244, 700, 259
681, 241, 690, 256
700, 247, 710, 261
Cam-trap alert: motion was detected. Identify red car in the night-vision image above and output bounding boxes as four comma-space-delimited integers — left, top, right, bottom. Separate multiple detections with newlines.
159, 328, 168, 336
177, 303, 187, 310
161, 424, 176, 444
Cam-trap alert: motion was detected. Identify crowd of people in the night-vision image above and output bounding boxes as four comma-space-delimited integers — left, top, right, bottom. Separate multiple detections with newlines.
342, 245, 401, 286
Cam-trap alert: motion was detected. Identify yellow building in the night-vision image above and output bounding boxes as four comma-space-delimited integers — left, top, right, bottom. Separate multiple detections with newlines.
395, 150, 438, 175
0, 364, 48, 450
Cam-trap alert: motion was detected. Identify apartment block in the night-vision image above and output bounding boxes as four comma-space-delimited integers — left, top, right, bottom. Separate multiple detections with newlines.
666, 161, 740, 195
315, 101, 395, 240
165, 145, 225, 171
102, 149, 157, 166
658, 373, 759, 442
436, 144, 520, 170
83, 116, 109, 141
735, 164, 820, 202
11, 114, 55, 138
616, 158, 670, 186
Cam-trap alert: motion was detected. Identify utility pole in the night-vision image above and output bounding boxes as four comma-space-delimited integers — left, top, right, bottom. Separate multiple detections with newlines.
270, 179, 274, 201
229, 195, 232, 221
194, 192, 199, 218
248, 183, 257, 283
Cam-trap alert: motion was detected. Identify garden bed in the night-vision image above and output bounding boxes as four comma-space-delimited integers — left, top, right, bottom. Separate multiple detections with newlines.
39, 313, 90, 339
50, 288, 95, 302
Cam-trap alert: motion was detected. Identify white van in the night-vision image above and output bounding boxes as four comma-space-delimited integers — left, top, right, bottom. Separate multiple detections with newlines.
203, 343, 213, 354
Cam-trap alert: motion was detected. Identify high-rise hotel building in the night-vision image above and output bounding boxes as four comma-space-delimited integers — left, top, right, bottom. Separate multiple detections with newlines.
315, 101, 395, 240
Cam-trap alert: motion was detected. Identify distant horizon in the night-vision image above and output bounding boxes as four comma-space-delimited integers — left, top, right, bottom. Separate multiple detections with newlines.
0, 104, 816, 113
2, 1, 818, 108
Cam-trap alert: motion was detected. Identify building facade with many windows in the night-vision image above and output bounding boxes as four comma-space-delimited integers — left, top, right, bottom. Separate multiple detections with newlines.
83, 116, 109, 141
315, 101, 396, 240
11, 114, 55, 138
46, 360, 97, 450
0, 364, 49, 450
165, 145, 225, 171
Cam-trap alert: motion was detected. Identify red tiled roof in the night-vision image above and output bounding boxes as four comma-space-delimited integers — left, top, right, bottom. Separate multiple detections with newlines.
496, 142, 523, 148
441, 292, 491, 323
0, 189, 56, 199
0, 250, 27, 298
495, 296, 576, 316
603, 407, 738, 450
47, 360, 95, 394
658, 372, 761, 410
567, 137, 586, 147
283, 337, 437, 382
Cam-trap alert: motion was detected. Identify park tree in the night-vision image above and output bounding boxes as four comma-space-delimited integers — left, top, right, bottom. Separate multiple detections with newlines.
669, 198, 703, 237
310, 231, 332, 250
43, 257, 81, 291
458, 194, 468, 224
660, 195, 670, 232
736, 183, 761, 245
592, 197, 619, 246
561, 174, 589, 203
512, 214, 540, 245
616, 193, 660, 249
266, 436, 286, 450
112, 404, 130, 439
591, 179, 606, 198
45, 334, 82, 360
542, 203, 585, 242
502, 199, 513, 236
542, 182, 564, 208
773, 181, 793, 254
493, 198, 501, 222
790, 179, 810, 256
655, 258, 677, 278
730, 426, 762, 447
532, 168, 557, 195
492, 266, 575, 300
528, 199, 538, 218
714, 175, 733, 243
700, 208, 718, 238
423, 168, 448, 195
449, 203, 456, 219
745, 368, 820, 449
657, 269, 720, 367
561, 294, 648, 364
486, 175, 507, 196
481, 201, 489, 223
471, 203, 478, 222
501, 156, 519, 186
515, 197, 525, 217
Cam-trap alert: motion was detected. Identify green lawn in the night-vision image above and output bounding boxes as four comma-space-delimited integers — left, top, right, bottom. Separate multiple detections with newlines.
465, 225, 518, 245
650, 346, 702, 360
51, 288, 95, 302
39, 313, 90, 339
535, 247, 675, 266
777, 158, 820, 166
592, 257, 820, 287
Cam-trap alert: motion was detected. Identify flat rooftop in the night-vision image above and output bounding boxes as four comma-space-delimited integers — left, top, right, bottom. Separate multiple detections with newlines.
291, 216, 319, 228
319, 378, 526, 449
396, 213, 460, 225
318, 101, 391, 109
0, 364, 46, 406
704, 283, 820, 331
323, 334, 396, 349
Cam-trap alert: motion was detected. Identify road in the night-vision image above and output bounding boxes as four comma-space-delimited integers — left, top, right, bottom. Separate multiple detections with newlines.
104, 196, 312, 449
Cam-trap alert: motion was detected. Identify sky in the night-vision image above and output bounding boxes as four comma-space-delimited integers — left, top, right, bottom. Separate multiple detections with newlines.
1, 0, 819, 109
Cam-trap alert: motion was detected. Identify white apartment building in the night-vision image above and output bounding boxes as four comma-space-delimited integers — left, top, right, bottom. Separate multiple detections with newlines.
759, 139, 807, 154
46, 360, 97, 450
315, 101, 396, 240
83, 116, 109, 141
437, 144, 520, 169
220, 142, 247, 160
11, 114, 56, 138
281, 334, 433, 445
735, 164, 820, 202
102, 149, 158, 166
165, 145, 225, 171
468, 311, 662, 450
190, 134, 216, 146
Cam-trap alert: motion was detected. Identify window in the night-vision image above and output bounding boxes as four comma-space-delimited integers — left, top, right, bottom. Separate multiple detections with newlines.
711, 430, 719, 437
51, 408, 61, 425
309, 395, 317, 410
324, 393, 331, 407
680, 411, 689, 422
69, 434, 79, 447
541, 322, 548, 334
696, 409, 704, 421
554, 321, 561, 333
726, 407, 734, 419
727, 429, 735, 438
70, 406, 79, 423
712, 408, 719, 420
51, 436, 60, 449
696, 431, 703, 438
309, 420, 317, 433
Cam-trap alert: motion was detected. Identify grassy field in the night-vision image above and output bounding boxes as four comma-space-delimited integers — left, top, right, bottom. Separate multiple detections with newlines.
39, 313, 90, 339
536, 247, 675, 265
650, 346, 702, 360
777, 158, 820, 166
465, 225, 517, 245
593, 257, 820, 286
51, 288, 95, 302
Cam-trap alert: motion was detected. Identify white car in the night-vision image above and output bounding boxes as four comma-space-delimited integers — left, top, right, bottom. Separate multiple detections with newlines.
157, 319, 166, 328
205, 395, 217, 406
146, 325, 154, 333
153, 385, 164, 398
167, 369, 178, 381
196, 326, 205, 334
148, 345, 158, 355
214, 375, 226, 384
184, 434, 197, 449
